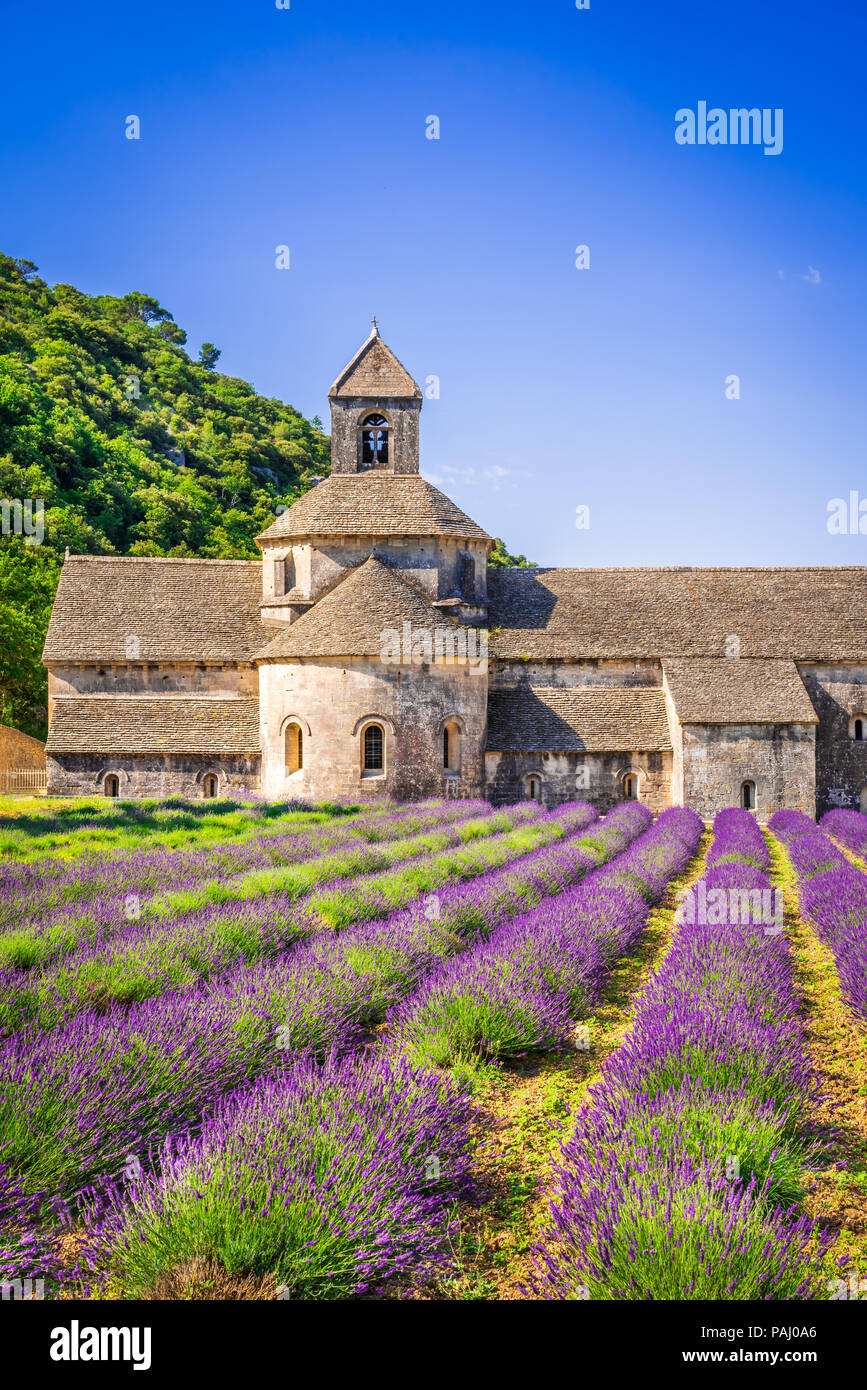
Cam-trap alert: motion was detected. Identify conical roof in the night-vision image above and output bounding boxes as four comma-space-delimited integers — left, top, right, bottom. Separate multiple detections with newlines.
255, 473, 491, 543
256, 555, 461, 659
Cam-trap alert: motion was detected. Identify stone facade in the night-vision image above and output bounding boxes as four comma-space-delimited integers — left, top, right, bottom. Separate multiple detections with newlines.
40, 327, 867, 816
485, 749, 672, 813
259, 655, 486, 802
798, 666, 867, 816
45, 754, 260, 800
679, 724, 816, 821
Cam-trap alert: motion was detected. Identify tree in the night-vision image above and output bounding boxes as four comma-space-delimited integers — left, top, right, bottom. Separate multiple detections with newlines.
120, 292, 170, 325
158, 320, 187, 346
0, 252, 331, 738
489, 537, 536, 568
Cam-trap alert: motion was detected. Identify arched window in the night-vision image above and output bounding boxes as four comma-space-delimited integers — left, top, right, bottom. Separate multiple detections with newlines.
624, 774, 638, 801
741, 780, 756, 811
203, 773, 218, 799
442, 722, 460, 774
526, 775, 541, 801
104, 774, 119, 798
285, 722, 303, 774
856, 719, 864, 741
360, 414, 389, 468
363, 723, 384, 773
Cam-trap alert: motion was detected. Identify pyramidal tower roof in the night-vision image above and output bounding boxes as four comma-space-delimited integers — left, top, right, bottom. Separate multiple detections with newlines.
255, 474, 491, 543
328, 324, 422, 400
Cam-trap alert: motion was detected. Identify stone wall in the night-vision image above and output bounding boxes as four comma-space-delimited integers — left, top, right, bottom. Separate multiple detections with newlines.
0, 724, 46, 773
798, 665, 867, 815
680, 723, 816, 820
259, 655, 487, 801
259, 536, 490, 621
329, 396, 420, 475
489, 659, 661, 691
662, 674, 684, 804
45, 754, 260, 799
47, 663, 257, 702
484, 749, 672, 812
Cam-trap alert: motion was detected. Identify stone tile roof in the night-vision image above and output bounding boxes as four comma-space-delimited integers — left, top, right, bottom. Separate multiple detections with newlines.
488, 567, 867, 662
257, 556, 463, 660
42, 557, 264, 664
487, 686, 673, 752
663, 659, 818, 725
329, 329, 422, 399
256, 474, 491, 543
46, 697, 261, 754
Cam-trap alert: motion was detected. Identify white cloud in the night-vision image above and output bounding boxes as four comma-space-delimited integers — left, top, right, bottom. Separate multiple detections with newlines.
422, 464, 520, 492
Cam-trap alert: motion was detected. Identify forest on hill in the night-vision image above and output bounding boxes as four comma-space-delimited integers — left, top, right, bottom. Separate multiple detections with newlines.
0, 255, 530, 740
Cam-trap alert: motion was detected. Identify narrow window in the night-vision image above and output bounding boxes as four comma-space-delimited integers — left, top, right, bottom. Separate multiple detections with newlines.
203, 773, 218, 799
856, 719, 864, 741
360, 414, 389, 467
274, 554, 293, 598
459, 551, 475, 601
364, 724, 384, 772
285, 722, 303, 774
624, 774, 638, 801
741, 780, 756, 811
104, 774, 119, 798
527, 775, 541, 801
442, 722, 460, 774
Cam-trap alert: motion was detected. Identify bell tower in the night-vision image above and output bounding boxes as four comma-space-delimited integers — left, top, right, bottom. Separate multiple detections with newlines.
328, 323, 423, 476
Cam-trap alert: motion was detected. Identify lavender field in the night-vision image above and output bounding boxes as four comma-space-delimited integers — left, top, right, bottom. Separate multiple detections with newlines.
1, 795, 865, 1302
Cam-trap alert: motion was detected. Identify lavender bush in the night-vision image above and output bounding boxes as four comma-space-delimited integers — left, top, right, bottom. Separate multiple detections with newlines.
820, 808, 867, 858
86, 1054, 477, 1299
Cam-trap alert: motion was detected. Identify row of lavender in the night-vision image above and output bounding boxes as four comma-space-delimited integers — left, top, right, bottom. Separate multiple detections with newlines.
2, 800, 682, 1296
0, 801, 620, 1209
0, 802, 591, 1031
530, 808, 837, 1300
0, 794, 325, 872
770, 809, 867, 1020
0, 801, 541, 974
389, 805, 704, 1074
0, 798, 494, 925
820, 808, 867, 859
79, 806, 704, 1298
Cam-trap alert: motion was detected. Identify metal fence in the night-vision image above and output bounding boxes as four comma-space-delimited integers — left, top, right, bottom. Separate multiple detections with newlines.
2, 767, 48, 795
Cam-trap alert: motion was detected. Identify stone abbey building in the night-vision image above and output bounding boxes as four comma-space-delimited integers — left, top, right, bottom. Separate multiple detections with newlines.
43, 328, 867, 818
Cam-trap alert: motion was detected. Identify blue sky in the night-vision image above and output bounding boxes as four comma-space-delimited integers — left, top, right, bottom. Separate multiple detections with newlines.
1, 0, 865, 565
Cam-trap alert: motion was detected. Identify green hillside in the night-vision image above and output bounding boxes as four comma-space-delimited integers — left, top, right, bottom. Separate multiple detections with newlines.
0, 254, 531, 742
